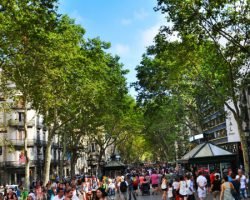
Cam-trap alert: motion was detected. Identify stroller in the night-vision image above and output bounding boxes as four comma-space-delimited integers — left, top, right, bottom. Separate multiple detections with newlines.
140, 182, 150, 196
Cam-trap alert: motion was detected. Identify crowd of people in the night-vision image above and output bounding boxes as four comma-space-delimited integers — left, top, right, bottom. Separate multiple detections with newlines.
0, 166, 249, 200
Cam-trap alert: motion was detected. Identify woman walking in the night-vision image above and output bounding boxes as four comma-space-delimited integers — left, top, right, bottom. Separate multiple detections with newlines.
220, 175, 235, 200
178, 176, 187, 200
211, 175, 221, 200
161, 175, 168, 200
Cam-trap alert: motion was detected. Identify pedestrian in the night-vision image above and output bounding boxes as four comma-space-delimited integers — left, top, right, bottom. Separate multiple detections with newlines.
150, 170, 159, 195
210, 175, 221, 200
0, 193, 3, 200
27, 193, 36, 200
172, 177, 180, 200
236, 169, 248, 199
95, 187, 107, 200
231, 173, 240, 200
71, 185, 79, 200
119, 176, 128, 200
52, 188, 64, 200
186, 175, 195, 200
178, 175, 187, 200
161, 175, 168, 200
5, 189, 18, 200
127, 175, 137, 200
168, 182, 174, 200
220, 175, 234, 200
107, 179, 115, 200
64, 188, 73, 200
115, 176, 121, 198
196, 171, 207, 200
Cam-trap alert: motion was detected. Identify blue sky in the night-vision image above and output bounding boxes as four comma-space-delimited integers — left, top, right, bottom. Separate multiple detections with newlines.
58, 0, 165, 97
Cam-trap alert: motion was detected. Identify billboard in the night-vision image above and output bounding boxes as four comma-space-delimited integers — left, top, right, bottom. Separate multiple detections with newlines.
225, 100, 240, 142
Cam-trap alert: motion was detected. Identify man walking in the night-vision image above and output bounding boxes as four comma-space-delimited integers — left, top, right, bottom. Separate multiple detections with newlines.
236, 169, 248, 200
196, 171, 207, 200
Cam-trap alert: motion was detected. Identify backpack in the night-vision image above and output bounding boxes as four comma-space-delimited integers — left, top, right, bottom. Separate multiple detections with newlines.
120, 181, 127, 192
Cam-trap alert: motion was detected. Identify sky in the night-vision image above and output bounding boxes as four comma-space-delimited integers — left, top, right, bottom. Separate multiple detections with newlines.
58, 0, 165, 97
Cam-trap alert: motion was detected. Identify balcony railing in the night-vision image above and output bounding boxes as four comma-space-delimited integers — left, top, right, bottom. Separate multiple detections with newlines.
0, 160, 36, 167
8, 119, 35, 127
8, 139, 36, 146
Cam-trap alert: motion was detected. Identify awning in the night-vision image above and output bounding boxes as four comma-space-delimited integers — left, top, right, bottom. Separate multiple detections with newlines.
178, 142, 236, 164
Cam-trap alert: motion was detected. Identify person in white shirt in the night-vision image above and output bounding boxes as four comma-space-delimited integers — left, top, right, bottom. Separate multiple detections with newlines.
178, 175, 187, 200
172, 178, 180, 198
71, 185, 79, 200
64, 188, 73, 200
52, 188, 64, 200
196, 172, 207, 200
236, 169, 248, 199
168, 182, 174, 200
186, 175, 195, 200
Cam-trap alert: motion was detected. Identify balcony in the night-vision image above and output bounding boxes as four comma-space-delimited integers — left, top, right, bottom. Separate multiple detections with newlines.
203, 122, 226, 135
0, 160, 36, 168
209, 136, 228, 145
36, 139, 47, 146
9, 139, 36, 147
8, 119, 35, 127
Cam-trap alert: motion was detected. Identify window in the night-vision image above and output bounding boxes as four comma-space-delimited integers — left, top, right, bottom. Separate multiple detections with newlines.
17, 130, 24, 140
18, 112, 22, 122
91, 143, 96, 152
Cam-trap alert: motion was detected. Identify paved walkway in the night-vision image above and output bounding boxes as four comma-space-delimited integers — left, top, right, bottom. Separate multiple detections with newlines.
110, 191, 250, 200
110, 192, 212, 200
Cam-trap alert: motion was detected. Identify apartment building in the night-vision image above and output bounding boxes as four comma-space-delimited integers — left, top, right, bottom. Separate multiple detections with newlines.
188, 85, 250, 169
0, 98, 67, 184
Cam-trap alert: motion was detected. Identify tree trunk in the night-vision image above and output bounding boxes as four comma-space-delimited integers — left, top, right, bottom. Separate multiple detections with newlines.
59, 131, 66, 181
229, 99, 250, 177
237, 118, 249, 176
96, 148, 105, 177
70, 151, 77, 178
43, 130, 52, 186
23, 99, 30, 190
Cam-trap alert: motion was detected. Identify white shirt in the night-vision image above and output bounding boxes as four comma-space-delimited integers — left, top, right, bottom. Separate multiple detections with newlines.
72, 195, 79, 200
186, 179, 194, 195
197, 175, 207, 191
236, 174, 247, 189
179, 180, 187, 195
52, 195, 64, 200
168, 187, 173, 198
173, 181, 179, 190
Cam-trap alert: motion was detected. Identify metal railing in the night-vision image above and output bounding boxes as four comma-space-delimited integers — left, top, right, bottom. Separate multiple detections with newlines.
8, 119, 35, 127
8, 139, 36, 146
0, 160, 36, 167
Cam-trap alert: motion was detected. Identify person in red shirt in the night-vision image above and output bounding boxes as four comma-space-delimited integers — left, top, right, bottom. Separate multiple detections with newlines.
210, 171, 215, 185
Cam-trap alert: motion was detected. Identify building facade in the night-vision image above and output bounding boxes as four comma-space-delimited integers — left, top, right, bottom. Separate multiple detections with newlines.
0, 99, 68, 184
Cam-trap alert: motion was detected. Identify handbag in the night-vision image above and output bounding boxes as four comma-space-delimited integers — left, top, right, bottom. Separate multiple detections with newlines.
230, 182, 237, 197
231, 188, 237, 197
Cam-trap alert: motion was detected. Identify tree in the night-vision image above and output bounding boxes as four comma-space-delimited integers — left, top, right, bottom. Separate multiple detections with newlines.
155, 0, 250, 174
0, 0, 58, 189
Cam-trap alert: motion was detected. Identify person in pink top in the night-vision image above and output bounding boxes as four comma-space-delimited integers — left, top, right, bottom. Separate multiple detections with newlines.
150, 170, 159, 195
